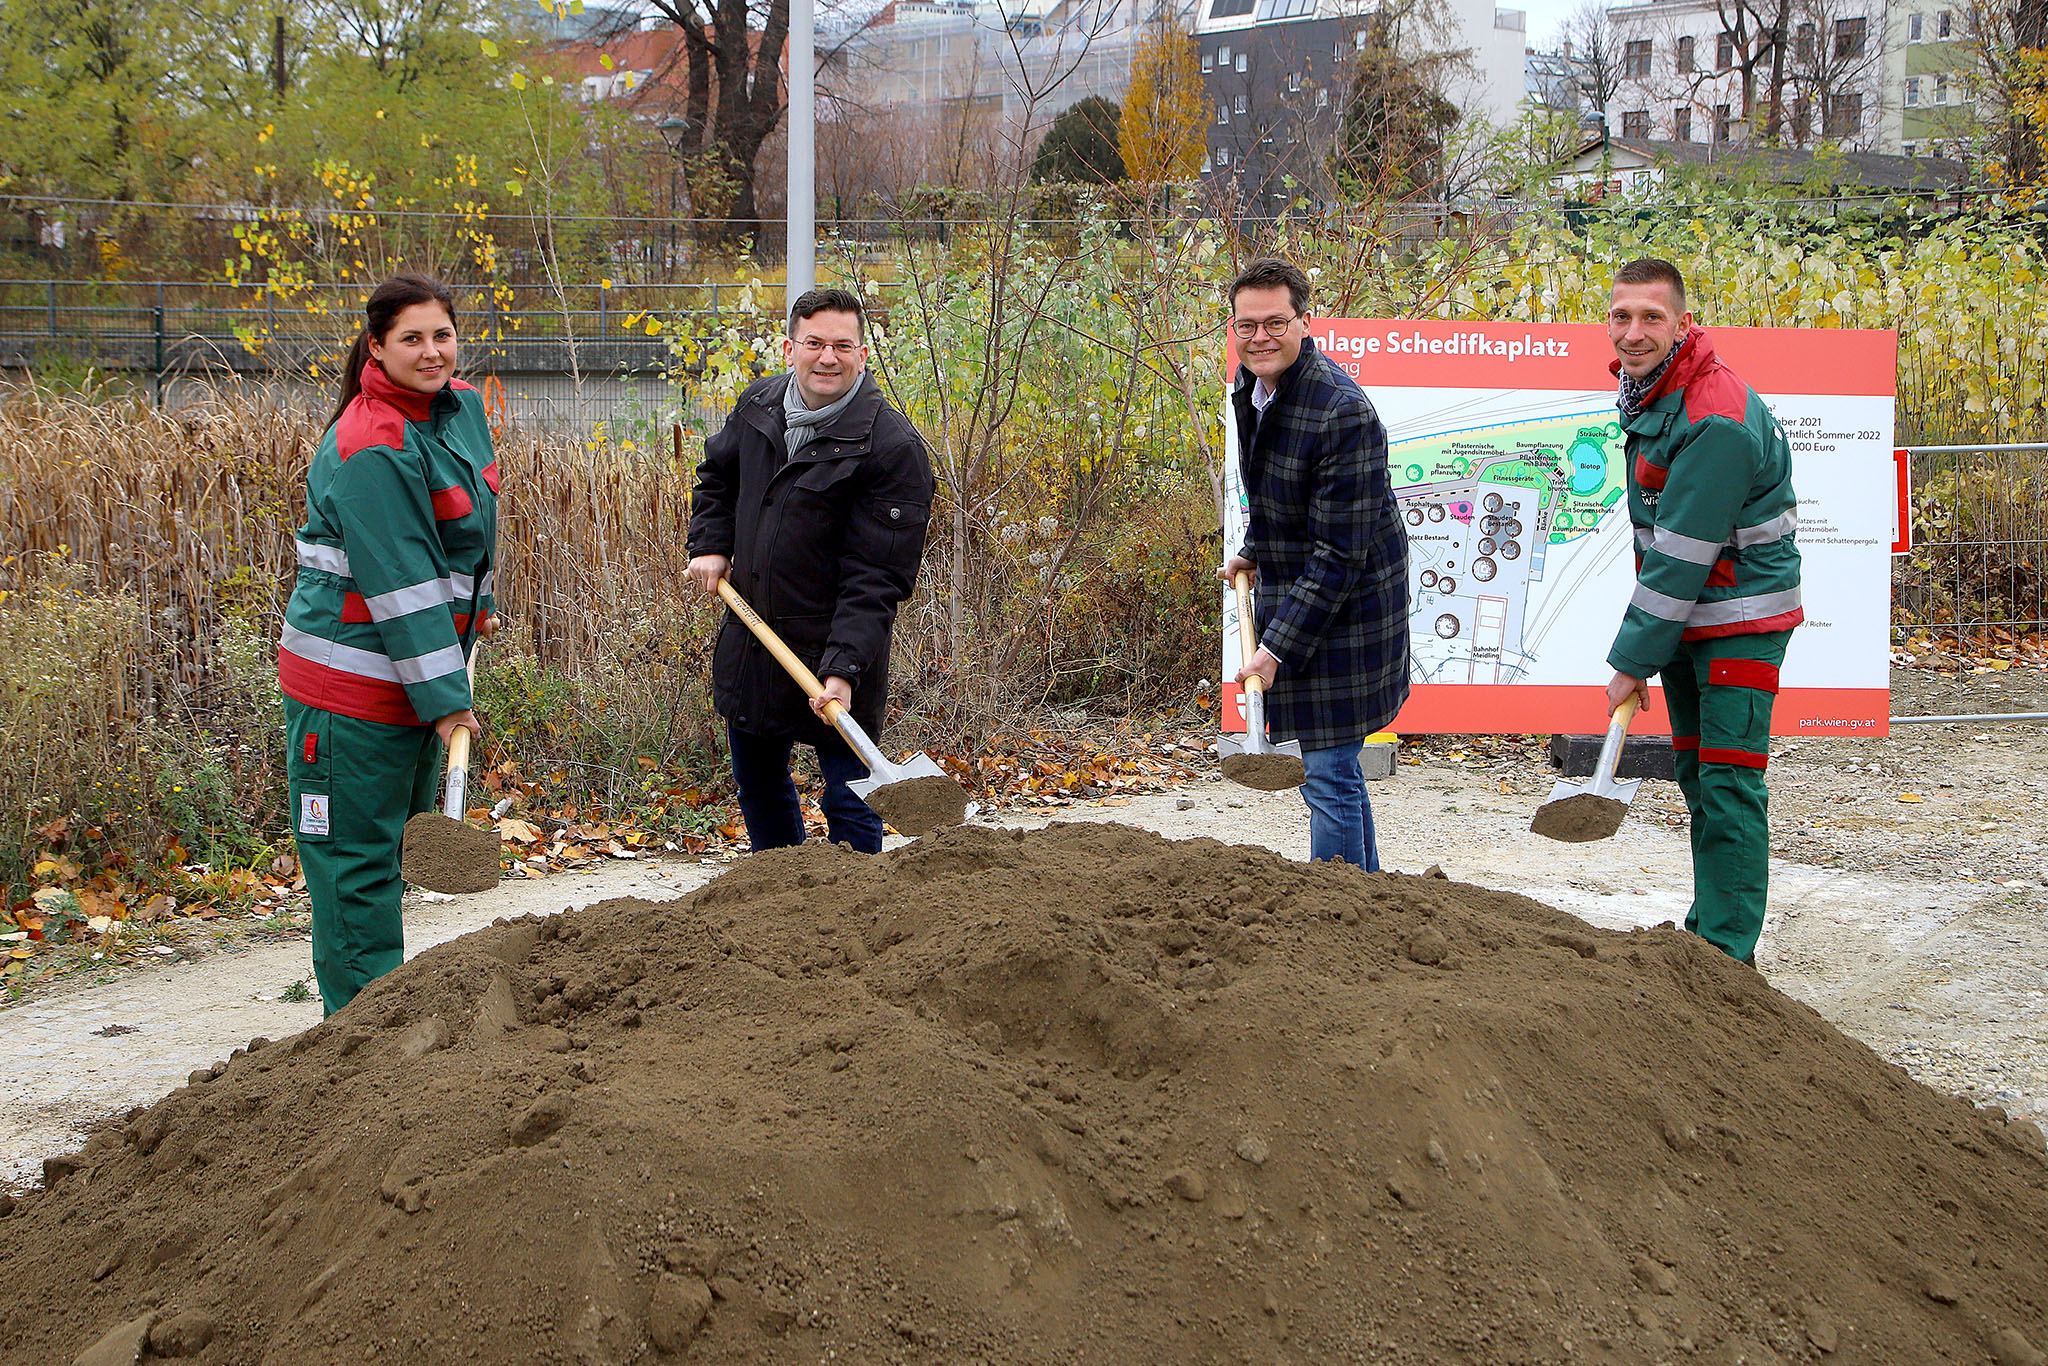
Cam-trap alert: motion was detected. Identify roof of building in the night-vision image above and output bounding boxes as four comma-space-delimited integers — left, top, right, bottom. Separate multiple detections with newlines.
1573, 135, 1980, 192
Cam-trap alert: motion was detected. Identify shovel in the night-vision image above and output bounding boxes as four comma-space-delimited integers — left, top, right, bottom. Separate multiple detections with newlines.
400, 645, 501, 893
1531, 694, 1641, 843
1218, 569, 1305, 792
716, 579, 969, 837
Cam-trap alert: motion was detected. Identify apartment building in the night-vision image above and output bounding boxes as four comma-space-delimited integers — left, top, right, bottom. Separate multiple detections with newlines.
1605, 0, 1984, 155
1193, 0, 1531, 214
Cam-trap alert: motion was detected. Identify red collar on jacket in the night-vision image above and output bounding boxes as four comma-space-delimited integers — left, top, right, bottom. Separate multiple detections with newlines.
357, 357, 439, 423
1607, 326, 1719, 406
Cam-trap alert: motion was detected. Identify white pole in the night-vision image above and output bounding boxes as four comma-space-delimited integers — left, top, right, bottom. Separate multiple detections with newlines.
787, 0, 816, 303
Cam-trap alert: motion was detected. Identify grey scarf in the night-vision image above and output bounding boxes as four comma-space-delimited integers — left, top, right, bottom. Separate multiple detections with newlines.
783, 375, 861, 459
1618, 332, 1690, 422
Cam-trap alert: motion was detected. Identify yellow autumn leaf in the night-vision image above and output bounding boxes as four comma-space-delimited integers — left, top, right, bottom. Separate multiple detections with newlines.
600, 54, 615, 71
1897, 793, 1924, 803
480, 38, 500, 57
511, 72, 527, 90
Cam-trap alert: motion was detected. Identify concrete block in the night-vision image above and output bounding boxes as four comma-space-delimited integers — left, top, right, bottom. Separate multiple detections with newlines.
1361, 734, 1398, 782
1547, 733, 1675, 781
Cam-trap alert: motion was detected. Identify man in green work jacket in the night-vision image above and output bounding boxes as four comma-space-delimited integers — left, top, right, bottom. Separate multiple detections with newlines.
1602, 257, 1802, 966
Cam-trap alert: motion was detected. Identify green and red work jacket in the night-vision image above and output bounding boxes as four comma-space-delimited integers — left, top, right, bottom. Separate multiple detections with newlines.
1607, 328, 1802, 682
278, 363, 499, 727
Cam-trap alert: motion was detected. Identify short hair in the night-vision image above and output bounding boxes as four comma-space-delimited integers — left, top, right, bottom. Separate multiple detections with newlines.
789, 286, 865, 337
1228, 257, 1312, 316
1613, 257, 1687, 311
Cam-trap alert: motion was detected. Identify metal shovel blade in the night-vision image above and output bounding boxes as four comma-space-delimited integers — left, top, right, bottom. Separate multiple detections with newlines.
1218, 683, 1306, 791
1530, 774, 1643, 843
849, 749, 971, 837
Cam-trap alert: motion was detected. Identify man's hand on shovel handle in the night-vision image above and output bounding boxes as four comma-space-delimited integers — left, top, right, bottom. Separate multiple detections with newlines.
1218, 554, 1257, 586
810, 676, 853, 720
687, 554, 731, 596
1235, 647, 1279, 691
1605, 671, 1649, 717
434, 709, 482, 746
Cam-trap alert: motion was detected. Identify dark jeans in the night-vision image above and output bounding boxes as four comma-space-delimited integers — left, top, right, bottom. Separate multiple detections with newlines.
727, 723, 885, 854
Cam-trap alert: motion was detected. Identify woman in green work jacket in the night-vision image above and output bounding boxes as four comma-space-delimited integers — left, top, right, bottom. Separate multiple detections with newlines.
277, 273, 502, 1015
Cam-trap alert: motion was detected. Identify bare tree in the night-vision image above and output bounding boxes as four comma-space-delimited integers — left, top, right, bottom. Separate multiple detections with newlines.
1560, 0, 1624, 119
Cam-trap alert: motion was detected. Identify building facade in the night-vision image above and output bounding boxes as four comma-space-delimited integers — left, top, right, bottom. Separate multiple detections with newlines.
1192, 0, 1532, 214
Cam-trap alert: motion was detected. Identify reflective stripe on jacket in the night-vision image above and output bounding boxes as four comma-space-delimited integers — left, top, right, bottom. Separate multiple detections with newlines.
1607, 328, 1802, 680
279, 364, 500, 726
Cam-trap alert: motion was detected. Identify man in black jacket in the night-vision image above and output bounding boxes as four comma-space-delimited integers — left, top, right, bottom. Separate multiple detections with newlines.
686, 288, 935, 852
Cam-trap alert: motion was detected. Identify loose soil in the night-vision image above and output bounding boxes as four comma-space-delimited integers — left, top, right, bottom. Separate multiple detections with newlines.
1219, 750, 1306, 791
863, 774, 971, 837
1529, 792, 1630, 843
399, 814, 501, 895
6, 822, 2047, 1365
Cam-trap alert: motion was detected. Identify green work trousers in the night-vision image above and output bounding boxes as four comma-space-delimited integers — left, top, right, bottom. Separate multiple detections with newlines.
284, 699, 442, 1015
1659, 630, 1792, 963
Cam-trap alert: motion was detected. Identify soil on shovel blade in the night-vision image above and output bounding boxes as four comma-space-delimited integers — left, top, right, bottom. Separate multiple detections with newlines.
1529, 791, 1631, 843
862, 773, 970, 838
1219, 750, 1307, 791
399, 812, 502, 894
5, 823, 2047, 1365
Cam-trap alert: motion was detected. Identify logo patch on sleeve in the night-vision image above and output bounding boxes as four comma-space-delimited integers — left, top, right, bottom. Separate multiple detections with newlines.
300, 793, 331, 837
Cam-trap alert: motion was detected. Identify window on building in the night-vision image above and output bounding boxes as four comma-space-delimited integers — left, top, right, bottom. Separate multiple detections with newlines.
1234, 93, 1248, 112
1316, 86, 1329, 107
1908, 12, 1922, 39
1824, 92, 1863, 136
1624, 39, 1651, 77
1288, 71, 1300, 92
1216, 146, 1230, 166
1674, 105, 1692, 140
1905, 76, 1920, 105
1201, 152, 1213, 173
1217, 103, 1229, 123
1834, 16, 1866, 58
1796, 22, 1816, 61
1937, 9, 1951, 36
1236, 53, 1247, 72
1935, 72, 1948, 103
1716, 30, 1735, 70
1218, 44, 1231, 63
1676, 35, 1696, 72
1622, 109, 1649, 138
1714, 103, 1732, 140
1208, 0, 1254, 17
1203, 52, 1213, 71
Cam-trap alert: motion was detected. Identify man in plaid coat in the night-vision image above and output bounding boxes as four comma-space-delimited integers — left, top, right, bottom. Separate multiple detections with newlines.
1221, 258, 1411, 869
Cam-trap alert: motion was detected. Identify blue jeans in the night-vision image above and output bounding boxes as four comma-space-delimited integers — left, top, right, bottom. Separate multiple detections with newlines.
726, 723, 885, 853
1302, 742, 1379, 870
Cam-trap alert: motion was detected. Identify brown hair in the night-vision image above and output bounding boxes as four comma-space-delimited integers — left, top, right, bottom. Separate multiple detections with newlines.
330, 273, 458, 426
788, 286, 865, 337
1228, 257, 1312, 315
1613, 257, 1687, 311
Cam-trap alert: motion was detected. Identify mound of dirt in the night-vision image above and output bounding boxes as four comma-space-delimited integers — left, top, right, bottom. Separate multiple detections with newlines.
5, 823, 2046, 1365
1219, 750, 1306, 791
862, 774, 970, 837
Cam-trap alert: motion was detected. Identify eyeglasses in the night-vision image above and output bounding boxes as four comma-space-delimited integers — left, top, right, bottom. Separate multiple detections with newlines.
793, 337, 861, 355
1229, 314, 1301, 339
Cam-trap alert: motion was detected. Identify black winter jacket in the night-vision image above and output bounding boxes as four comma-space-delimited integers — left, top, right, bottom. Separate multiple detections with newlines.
687, 371, 934, 742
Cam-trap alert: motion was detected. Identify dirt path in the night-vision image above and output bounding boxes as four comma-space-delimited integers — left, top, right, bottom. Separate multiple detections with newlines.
8, 669, 2044, 1191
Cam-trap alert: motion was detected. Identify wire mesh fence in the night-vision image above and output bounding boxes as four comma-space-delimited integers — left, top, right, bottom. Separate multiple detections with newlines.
0, 278, 853, 431
1894, 444, 2048, 652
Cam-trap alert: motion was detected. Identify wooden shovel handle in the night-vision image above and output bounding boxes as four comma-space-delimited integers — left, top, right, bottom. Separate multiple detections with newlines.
1610, 693, 1641, 729
1232, 569, 1265, 699
716, 578, 846, 724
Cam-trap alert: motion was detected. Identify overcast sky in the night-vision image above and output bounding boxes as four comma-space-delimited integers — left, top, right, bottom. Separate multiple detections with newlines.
1517, 0, 1581, 49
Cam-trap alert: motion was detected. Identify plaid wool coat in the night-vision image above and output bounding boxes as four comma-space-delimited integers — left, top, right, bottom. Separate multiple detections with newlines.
1234, 337, 1411, 751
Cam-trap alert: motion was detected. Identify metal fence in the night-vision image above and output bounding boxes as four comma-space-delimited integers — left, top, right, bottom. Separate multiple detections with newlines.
1893, 443, 2048, 652
0, 278, 834, 431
